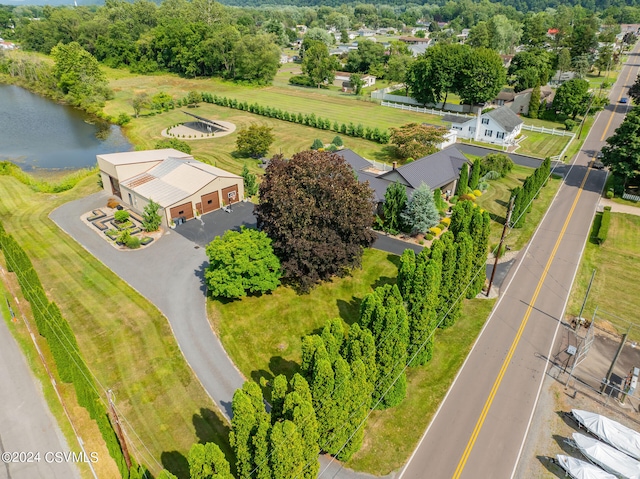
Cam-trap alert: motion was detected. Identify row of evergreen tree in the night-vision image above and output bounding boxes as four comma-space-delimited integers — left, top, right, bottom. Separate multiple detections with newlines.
229, 199, 491, 477
0, 221, 140, 479
510, 158, 552, 228
199, 92, 392, 144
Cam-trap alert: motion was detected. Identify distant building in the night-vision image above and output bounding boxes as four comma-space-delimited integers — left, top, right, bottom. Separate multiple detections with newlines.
490, 87, 555, 116
442, 106, 523, 146
399, 36, 430, 45
334, 71, 376, 88
279, 54, 293, 64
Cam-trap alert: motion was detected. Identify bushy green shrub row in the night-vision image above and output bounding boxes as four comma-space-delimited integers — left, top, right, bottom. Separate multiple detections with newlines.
199, 92, 391, 144
0, 222, 132, 478
597, 206, 611, 244
510, 157, 551, 228
0, 161, 97, 193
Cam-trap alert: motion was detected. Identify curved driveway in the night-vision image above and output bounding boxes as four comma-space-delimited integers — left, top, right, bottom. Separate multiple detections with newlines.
50, 194, 244, 419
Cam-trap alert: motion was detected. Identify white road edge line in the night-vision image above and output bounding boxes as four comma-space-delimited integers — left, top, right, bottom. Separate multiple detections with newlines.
508, 59, 634, 476
397, 156, 571, 479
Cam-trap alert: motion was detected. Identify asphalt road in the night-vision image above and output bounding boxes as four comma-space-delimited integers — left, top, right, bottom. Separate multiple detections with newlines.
399, 44, 640, 479
50, 195, 245, 419
0, 307, 80, 479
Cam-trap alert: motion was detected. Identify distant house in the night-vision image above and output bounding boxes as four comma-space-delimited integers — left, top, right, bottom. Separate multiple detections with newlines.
408, 43, 431, 57
0, 41, 15, 50
442, 106, 523, 146
334, 71, 376, 88
549, 70, 576, 86
490, 86, 555, 115
500, 54, 515, 68
336, 145, 471, 203
279, 54, 293, 64
399, 36, 430, 45
357, 28, 376, 37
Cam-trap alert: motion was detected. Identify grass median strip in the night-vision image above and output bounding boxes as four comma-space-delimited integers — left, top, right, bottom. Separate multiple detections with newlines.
0, 175, 231, 479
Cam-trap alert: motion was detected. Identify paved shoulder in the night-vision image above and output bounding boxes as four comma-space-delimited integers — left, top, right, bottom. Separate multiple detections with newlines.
0, 310, 80, 479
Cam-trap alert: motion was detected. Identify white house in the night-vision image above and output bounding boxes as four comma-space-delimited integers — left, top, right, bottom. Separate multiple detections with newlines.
442, 106, 523, 146
333, 71, 376, 88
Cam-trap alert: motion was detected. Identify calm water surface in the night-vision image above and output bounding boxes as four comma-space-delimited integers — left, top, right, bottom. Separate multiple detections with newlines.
0, 84, 131, 170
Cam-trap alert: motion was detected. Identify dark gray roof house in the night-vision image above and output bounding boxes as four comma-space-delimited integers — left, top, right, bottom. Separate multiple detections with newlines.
336, 145, 470, 202
484, 106, 522, 133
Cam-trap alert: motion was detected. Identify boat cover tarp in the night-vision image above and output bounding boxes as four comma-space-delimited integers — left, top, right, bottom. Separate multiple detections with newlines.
573, 432, 640, 479
556, 454, 617, 479
572, 409, 640, 460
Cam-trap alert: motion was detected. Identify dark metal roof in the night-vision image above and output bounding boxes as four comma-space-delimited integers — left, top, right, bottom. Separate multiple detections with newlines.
181, 110, 229, 131
485, 106, 523, 132
442, 113, 473, 124
382, 145, 470, 191
335, 148, 374, 171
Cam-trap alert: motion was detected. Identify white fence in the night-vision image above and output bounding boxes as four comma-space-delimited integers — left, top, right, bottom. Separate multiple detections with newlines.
381, 101, 474, 118
623, 192, 640, 202
521, 123, 576, 138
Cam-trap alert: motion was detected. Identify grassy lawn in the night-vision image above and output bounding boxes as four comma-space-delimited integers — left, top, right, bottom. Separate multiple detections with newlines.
475, 165, 563, 251
517, 131, 571, 158
119, 102, 396, 175
102, 68, 445, 134
209, 248, 497, 475
0, 175, 232, 479
567, 213, 640, 338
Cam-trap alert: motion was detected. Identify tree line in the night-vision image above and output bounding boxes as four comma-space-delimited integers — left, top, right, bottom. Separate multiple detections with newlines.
509, 157, 551, 228
0, 221, 139, 479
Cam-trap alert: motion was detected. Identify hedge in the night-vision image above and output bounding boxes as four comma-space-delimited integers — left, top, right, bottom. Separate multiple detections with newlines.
199, 92, 391, 144
597, 207, 611, 245
0, 222, 132, 479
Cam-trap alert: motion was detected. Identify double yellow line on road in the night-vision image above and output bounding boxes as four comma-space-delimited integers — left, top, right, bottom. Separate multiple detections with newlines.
451, 167, 592, 479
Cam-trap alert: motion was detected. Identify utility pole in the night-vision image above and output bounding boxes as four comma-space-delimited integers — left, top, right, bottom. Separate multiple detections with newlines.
577, 94, 595, 140
487, 197, 514, 297
577, 269, 596, 328
107, 389, 132, 470
601, 328, 629, 394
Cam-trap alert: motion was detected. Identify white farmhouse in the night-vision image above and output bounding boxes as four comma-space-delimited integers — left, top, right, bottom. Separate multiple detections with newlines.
442, 106, 523, 146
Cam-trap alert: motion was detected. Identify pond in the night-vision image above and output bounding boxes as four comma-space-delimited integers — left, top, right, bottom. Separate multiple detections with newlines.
0, 84, 131, 171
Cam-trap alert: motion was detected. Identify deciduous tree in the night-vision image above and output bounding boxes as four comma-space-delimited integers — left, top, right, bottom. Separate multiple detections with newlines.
302, 40, 339, 88
236, 124, 275, 158
204, 226, 281, 299
390, 123, 446, 161
241, 164, 258, 197
255, 151, 376, 291
141, 199, 162, 232
602, 106, 640, 189
552, 78, 590, 119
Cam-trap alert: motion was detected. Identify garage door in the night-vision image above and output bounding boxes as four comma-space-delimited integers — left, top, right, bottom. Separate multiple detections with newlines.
222, 185, 239, 205
169, 202, 194, 220
201, 191, 220, 214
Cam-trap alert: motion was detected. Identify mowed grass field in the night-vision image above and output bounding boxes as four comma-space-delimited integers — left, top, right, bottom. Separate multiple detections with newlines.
102, 68, 448, 135
208, 248, 496, 475
567, 213, 640, 337
117, 102, 396, 174
517, 131, 571, 158
0, 176, 231, 479
474, 164, 563, 251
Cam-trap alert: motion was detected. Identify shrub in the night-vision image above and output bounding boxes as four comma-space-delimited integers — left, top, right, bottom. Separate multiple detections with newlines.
332, 136, 343, 147
478, 181, 489, 191
429, 226, 442, 236
438, 223, 448, 230
606, 189, 614, 199
480, 154, 513, 178
116, 113, 131, 125
117, 229, 131, 244
460, 193, 476, 202
425, 232, 435, 240
473, 189, 482, 197
107, 198, 119, 209
311, 139, 324, 150
564, 119, 577, 131
440, 217, 451, 226
114, 210, 130, 223
126, 236, 141, 249
450, 195, 459, 204
326, 144, 338, 152
481, 170, 501, 181
596, 209, 610, 243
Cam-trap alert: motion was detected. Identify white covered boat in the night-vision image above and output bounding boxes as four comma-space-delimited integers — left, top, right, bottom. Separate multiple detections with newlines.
572, 409, 640, 461
573, 432, 640, 479
556, 454, 617, 479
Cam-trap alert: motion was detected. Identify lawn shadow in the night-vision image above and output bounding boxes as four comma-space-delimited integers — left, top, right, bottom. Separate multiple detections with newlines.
337, 297, 362, 325
370, 145, 398, 162
251, 368, 274, 387
386, 253, 401, 268
161, 450, 189, 479
537, 455, 564, 478
269, 356, 299, 379
192, 408, 231, 445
